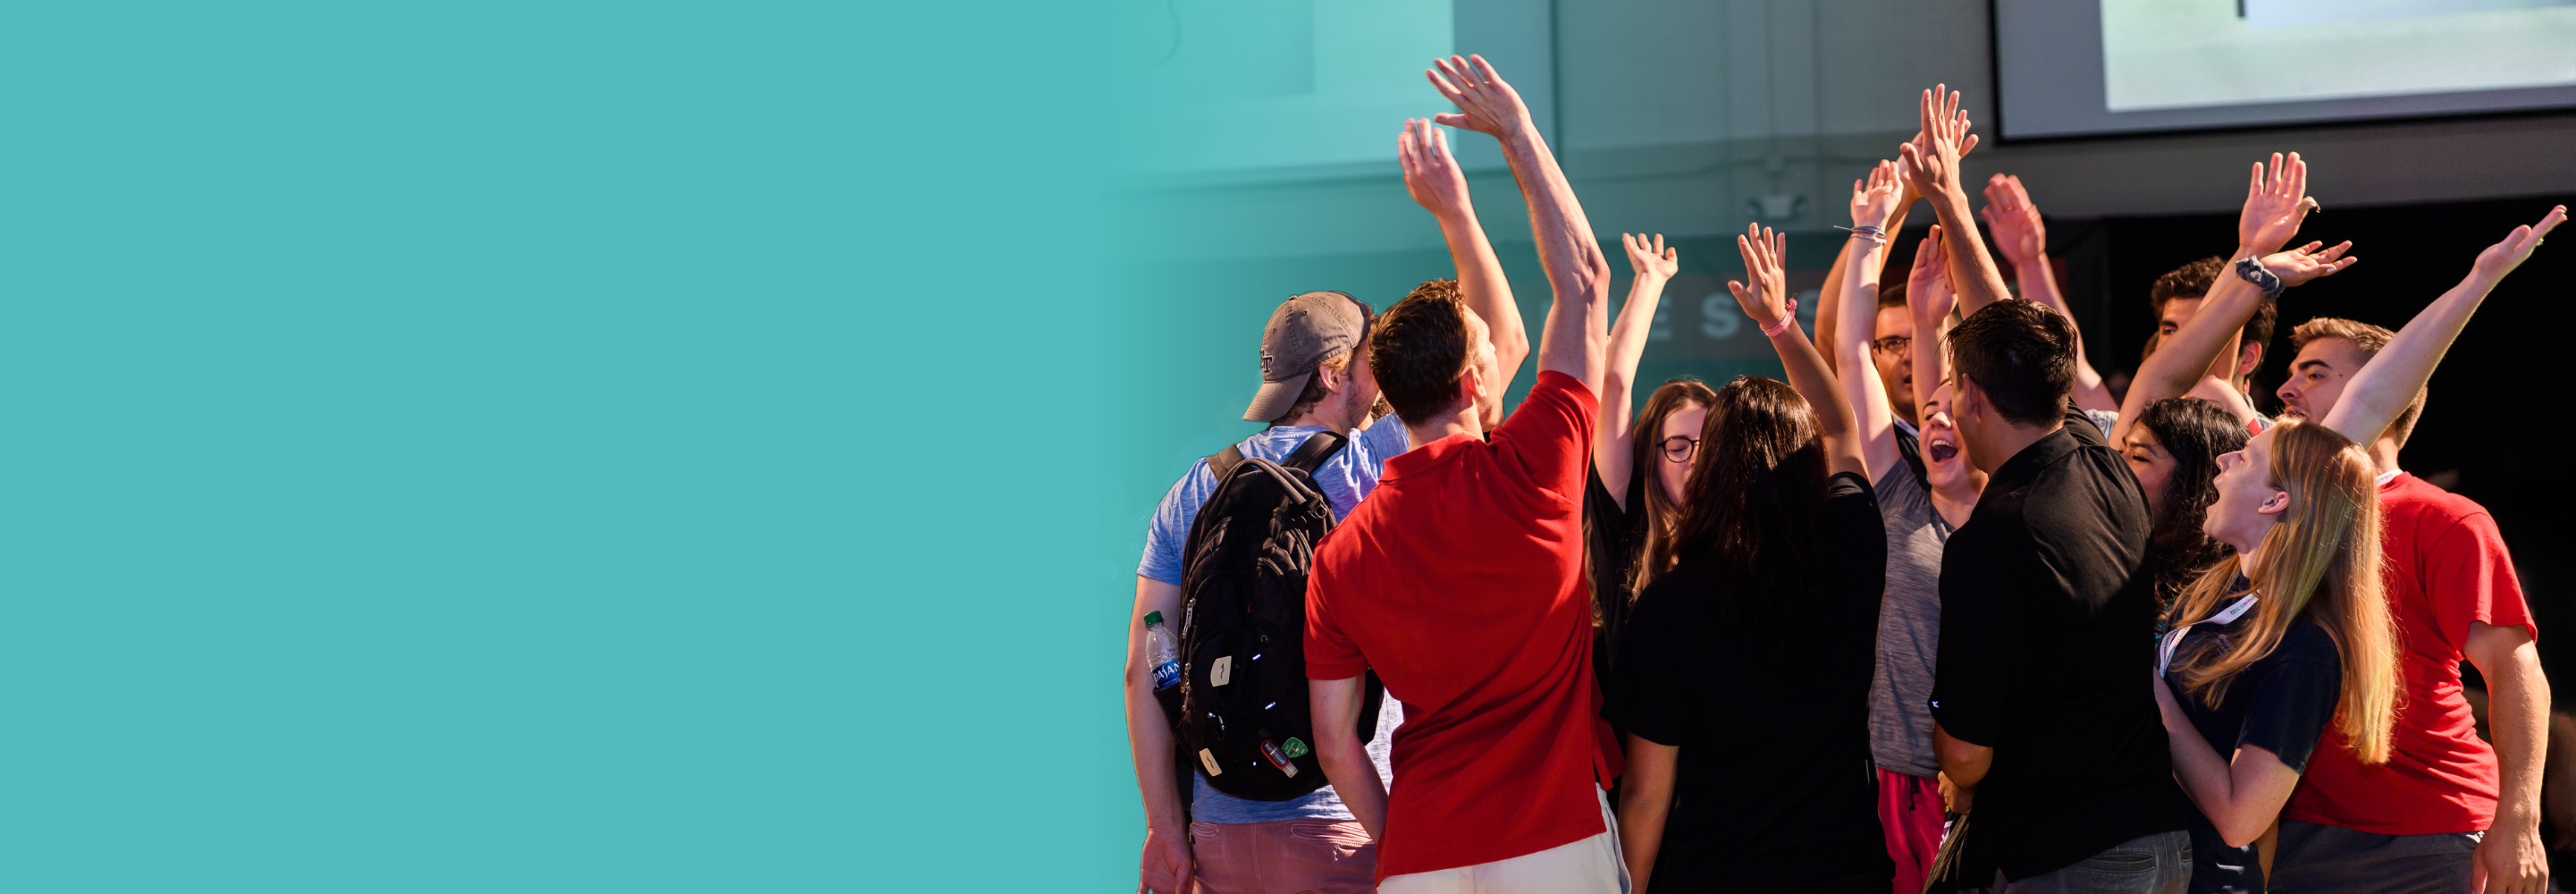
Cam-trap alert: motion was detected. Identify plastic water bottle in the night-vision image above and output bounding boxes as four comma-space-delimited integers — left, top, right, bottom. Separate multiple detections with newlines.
1144, 611, 1182, 690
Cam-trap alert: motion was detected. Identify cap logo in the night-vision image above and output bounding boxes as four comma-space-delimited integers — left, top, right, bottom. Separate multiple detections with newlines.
1260, 348, 1275, 377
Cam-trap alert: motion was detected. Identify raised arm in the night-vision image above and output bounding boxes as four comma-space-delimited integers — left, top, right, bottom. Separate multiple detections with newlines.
1596, 233, 1678, 508
2320, 205, 2564, 446
1816, 180, 1923, 375
1734, 224, 1865, 479
2110, 153, 2353, 445
1816, 235, 1851, 376
1896, 87, 2009, 316
1430, 55, 1612, 394
1906, 225, 1958, 428
1399, 115, 1526, 417
1835, 162, 1906, 481
1982, 174, 2114, 412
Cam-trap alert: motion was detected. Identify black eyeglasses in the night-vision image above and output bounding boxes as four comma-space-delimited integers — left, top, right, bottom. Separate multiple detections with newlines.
1870, 335, 1913, 356
1659, 435, 1700, 462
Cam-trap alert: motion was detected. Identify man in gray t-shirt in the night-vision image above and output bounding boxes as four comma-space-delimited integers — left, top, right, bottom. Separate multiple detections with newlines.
1869, 465, 1951, 780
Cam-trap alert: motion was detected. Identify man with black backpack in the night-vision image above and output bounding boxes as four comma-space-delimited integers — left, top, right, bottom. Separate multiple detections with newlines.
1125, 290, 1403, 894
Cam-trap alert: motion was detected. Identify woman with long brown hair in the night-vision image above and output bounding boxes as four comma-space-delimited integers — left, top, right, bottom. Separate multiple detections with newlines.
1606, 224, 1888, 893
1587, 232, 1706, 691
2152, 419, 2397, 894
2122, 397, 2248, 615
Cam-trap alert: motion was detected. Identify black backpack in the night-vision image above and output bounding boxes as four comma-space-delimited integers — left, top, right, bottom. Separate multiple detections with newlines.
1157, 432, 1385, 801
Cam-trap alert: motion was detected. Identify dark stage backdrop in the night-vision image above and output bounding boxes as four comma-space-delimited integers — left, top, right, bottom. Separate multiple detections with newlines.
2092, 194, 2576, 684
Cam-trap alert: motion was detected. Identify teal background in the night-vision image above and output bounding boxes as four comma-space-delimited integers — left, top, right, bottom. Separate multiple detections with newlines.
3, 3, 1117, 890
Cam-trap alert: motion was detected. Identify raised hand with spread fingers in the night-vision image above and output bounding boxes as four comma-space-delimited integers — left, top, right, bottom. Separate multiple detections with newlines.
1427, 54, 1535, 141
1423, 54, 1611, 398
1732, 224, 1865, 480
1399, 114, 1524, 424
1978, 173, 2115, 411
2109, 153, 2355, 446
2263, 240, 2358, 288
1979, 174, 2044, 274
2238, 152, 2319, 257
1595, 232, 1680, 510
1895, 87, 1976, 205
1892, 86, 2011, 315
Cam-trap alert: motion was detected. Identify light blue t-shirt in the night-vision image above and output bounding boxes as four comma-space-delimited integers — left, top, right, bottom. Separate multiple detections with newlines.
1137, 419, 1410, 823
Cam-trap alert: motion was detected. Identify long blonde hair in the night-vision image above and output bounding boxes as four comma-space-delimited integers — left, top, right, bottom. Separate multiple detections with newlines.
2167, 419, 2397, 763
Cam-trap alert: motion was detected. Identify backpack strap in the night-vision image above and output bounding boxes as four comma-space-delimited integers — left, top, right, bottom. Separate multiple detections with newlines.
1208, 445, 1247, 482
1281, 431, 1347, 474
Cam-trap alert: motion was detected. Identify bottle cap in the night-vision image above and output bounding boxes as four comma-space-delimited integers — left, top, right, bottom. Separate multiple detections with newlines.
1144, 611, 1164, 626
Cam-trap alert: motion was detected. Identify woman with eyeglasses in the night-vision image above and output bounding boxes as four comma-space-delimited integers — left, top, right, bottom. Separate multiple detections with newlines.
1587, 232, 1709, 697
1606, 222, 1888, 893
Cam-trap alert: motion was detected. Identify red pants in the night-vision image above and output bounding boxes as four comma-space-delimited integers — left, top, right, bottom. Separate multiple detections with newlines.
1877, 769, 1945, 894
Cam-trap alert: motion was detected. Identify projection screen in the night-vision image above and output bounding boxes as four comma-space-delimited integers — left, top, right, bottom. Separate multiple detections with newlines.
1995, 0, 2576, 140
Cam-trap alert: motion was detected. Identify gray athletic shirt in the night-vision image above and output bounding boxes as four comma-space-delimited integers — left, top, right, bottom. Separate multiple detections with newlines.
1869, 462, 1952, 778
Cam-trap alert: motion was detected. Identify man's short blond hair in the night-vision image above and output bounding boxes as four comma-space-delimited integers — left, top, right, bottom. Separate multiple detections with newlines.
2291, 316, 2424, 447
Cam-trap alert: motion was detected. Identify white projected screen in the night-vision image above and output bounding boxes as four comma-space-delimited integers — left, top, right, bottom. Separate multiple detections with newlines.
1996, 0, 2576, 139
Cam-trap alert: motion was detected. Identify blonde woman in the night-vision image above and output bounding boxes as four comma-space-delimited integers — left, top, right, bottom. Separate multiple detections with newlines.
2151, 418, 2397, 894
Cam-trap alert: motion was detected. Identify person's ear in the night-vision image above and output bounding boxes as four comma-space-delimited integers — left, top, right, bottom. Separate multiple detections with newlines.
2255, 488, 2292, 517
1315, 362, 1344, 396
2236, 341, 2263, 380
1459, 362, 1486, 413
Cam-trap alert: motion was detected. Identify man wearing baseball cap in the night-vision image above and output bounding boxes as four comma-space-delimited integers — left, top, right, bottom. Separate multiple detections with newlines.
1124, 288, 1415, 894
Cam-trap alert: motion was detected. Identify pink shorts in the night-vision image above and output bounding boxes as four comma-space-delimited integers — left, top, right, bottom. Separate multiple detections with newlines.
1190, 818, 1377, 894
1877, 769, 1945, 894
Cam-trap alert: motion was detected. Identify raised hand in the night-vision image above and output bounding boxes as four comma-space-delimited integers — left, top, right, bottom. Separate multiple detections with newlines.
1979, 173, 2046, 269
2470, 204, 2568, 282
1427, 55, 1534, 141
2260, 240, 2358, 287
1850, 160, 1904, 231
2238, 152, 2319, 255
1897, 86, 1975, 200
1399, 117, 1473, 216
1907, 224, 1958, 326
1623, 232, 1678, 280
1729, 224, 1794, 331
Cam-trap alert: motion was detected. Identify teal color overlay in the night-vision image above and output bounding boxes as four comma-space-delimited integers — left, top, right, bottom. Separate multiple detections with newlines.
3, 3, 1119, 890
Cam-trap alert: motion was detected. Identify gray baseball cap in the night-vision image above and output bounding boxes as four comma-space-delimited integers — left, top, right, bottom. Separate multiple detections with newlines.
1243, 291, 1370, 422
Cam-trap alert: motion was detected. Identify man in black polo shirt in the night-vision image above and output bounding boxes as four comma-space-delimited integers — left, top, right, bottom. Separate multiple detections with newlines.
1928, 299, 2193, 893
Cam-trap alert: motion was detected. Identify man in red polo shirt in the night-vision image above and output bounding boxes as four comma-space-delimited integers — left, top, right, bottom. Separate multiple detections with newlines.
2263, 207, 2564, 894
1302, 54, 1625, 894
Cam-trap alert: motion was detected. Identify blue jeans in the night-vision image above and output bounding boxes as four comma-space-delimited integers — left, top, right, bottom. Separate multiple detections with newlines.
1974, 831, 2191, 894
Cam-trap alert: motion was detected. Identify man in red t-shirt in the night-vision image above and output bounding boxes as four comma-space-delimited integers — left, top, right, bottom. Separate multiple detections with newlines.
2263, 206, 2563, 894
1302, 54, 1625, 894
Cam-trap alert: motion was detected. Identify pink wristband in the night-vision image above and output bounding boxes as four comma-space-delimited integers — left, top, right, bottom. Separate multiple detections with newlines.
1760, 299, 1799, 337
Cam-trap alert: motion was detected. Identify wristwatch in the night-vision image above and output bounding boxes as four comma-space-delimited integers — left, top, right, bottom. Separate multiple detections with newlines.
2233, 257, 2286, 301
